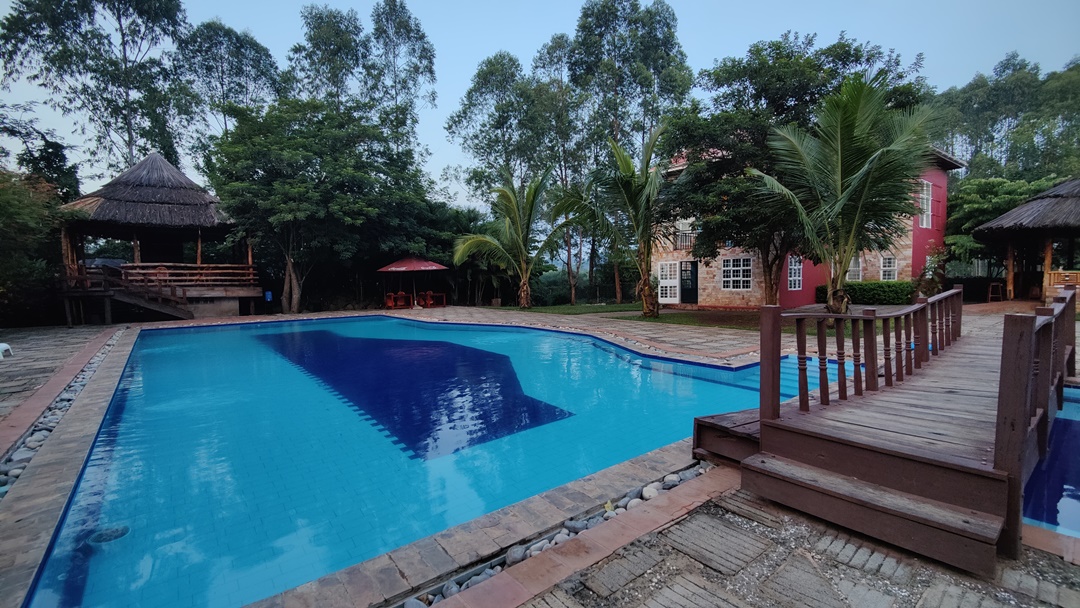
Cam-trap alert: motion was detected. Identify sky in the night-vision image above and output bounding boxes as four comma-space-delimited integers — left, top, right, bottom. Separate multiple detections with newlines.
2, 0, 1079, 206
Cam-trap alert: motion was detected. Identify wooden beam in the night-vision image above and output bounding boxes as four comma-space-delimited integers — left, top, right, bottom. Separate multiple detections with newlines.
1042, 238, 1053, 303
759, 305, 782, 421
196, 229, 203, 265
133, 233, 142, 264
1006, 243, 1015, 300
246, 239, 253, 266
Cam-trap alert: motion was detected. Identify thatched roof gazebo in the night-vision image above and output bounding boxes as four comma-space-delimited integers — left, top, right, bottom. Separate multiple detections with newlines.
59, 153, 260, 323
975, 177, 1080, 300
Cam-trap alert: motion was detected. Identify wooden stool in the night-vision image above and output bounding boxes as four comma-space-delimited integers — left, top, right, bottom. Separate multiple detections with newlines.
988, 282, 1003, 302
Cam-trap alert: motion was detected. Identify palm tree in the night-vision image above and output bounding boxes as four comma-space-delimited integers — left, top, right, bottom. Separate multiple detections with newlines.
750, 73, 936, 314
592, 124, 668, 318
453, 171, 571, 308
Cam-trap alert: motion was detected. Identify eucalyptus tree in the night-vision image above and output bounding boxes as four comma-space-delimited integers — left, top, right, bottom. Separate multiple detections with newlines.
751, 74, 936, 314
453, 171, 575, 308
445, 52, 537, 199
286, 5, 370, 106
368, 0, 436, 150
0, 0, 195, 169
179, 20, 280, 136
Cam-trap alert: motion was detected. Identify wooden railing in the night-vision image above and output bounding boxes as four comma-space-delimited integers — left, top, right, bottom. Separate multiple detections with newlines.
120, 263, 258, 287
995, 285, 1076, 557
1046, 270, 1080, 287
759, 288, 965, 420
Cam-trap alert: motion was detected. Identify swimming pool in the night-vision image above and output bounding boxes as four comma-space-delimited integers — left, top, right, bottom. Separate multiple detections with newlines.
27, 316, 830, 608
1023, 387, 1080, 539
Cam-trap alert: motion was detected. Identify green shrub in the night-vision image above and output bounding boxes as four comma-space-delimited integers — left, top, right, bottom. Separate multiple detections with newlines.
814, 281, 915, 305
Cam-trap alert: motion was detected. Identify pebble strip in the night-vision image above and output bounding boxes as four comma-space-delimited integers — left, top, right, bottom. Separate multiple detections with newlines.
0, 329, 123, 502
402, 462, 715, 607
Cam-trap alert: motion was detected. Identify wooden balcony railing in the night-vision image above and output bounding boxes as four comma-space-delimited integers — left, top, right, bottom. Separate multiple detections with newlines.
1046, 270, 1080, 287
759, 288, 965, 420
63, 267, 189, 306
120, 263, 258, 287
995, 285, 1076, 555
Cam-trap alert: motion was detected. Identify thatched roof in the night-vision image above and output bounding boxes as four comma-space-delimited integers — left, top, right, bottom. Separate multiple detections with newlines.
975, 177, 1080, 236
61, 153, 230, 229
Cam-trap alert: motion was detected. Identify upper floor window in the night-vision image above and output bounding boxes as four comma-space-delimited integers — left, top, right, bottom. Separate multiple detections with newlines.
787, 256, 803, 290
722, 257, 753, 290
846, 257, 862, 282
918, 180, 933, 228
880, 254, 897, 281
675, 232, 696, 251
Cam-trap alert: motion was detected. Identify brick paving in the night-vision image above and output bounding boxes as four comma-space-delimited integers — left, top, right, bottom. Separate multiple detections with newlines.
0, 325, 105, 424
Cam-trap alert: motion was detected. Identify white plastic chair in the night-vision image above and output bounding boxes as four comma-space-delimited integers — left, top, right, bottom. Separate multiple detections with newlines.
0, 343, 12, 359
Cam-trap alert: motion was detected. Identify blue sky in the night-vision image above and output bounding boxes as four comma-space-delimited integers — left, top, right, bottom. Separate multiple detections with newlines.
2, 0, 1079, 205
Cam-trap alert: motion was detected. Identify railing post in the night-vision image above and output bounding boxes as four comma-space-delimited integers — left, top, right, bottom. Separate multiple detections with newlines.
953, 286, 964, 340
852, 317, 863, 396
904, 312, 914, 375
863, 308, 879, 391
930, 301, 940, 356
796, 318, 810, 411
915, 297, 928, 367
1065, 286, 1077, 376
894, 315, 904, 382
995, 313, 1037, 560
882, 316, 893, 387
835, 318, 848, 400
759, 306, 782, 421
817, 319, 830, 405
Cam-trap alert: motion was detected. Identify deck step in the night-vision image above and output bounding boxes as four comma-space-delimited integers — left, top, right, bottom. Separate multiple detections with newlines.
742, 452, 1004, 577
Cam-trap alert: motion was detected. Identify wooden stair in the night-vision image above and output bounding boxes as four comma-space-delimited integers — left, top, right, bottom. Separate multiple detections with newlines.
111, 289, 194, 320
742, 453, 1005, 577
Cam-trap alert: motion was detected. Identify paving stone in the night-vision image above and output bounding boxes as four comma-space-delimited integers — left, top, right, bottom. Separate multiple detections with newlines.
662, 513, 771, 575
584, 545, 662, 598
917, 579, 1008, 608
523, 588, 585, 608
714, 489, 782, 528
637, 573, 751, 608
762, 553, 846, 608
838, 578, 894, 608
1036, 581, 1059, 606
848, 546, 873, 569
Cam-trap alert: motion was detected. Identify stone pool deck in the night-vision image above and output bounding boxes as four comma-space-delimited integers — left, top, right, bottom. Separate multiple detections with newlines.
0, 305, 1076, 608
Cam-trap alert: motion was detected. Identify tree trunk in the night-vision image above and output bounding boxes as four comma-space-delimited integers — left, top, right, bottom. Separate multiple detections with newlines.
565, 224, 576, 305
638, 275, 659, 318
282, 257, 294, 313
826, 272, 850, 315
518, 278, 531, 309
762, 255, 782, 306
588, 238, 597, 303
290, 266, 303, 314
613, 259, 623, 304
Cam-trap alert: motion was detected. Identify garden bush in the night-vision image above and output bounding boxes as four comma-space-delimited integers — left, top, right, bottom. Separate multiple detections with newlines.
815, 281, 915, 305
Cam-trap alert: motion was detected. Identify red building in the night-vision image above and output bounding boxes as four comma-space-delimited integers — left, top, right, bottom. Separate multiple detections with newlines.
655, 150, 965, 310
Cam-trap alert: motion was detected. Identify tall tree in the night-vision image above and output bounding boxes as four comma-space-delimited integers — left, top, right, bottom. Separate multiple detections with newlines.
454, 171, 573, 308
751, 74, 936, 314
286, 5, 369, 106
0, 0, 195, 169
368, 0, 436, 149
445, 52, 535, 198
207, 99, 383, 313
178, 19, 279, 136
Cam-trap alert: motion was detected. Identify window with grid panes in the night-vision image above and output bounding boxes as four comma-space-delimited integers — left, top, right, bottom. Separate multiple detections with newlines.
918, 180, 932, 228
787, 256, 802, 290
722, 257, 753, 290
880, 254, 897, 281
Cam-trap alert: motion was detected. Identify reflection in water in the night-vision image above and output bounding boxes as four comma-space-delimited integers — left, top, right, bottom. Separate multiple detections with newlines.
257, 331, 573, 459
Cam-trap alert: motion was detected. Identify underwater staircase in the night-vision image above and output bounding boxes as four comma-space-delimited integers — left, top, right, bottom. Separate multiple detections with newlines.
695, 288, 1076, 577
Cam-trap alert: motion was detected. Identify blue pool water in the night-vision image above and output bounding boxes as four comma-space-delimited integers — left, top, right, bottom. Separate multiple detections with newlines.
1023, 387, 1080, 538
28, 316, 836, 608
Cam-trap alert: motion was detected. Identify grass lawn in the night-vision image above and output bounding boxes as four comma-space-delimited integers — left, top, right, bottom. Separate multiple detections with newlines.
492, 302, 644, 315
620, 309, 888, 337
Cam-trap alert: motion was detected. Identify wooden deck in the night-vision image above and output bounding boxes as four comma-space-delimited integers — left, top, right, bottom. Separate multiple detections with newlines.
695, 288, 1076, 578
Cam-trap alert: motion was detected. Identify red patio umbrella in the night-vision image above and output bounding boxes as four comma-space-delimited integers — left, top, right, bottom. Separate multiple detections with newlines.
377, 256, 449, 305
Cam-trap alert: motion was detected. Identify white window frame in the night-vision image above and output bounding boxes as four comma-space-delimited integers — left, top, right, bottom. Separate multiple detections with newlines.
918, 180, 933, 228
880, 253, 897, 281
846, 257, 862, 282
658, 262, 679, 303
787, 256, 803, 291
973, 259, 989, 277
722, 257, 753, 290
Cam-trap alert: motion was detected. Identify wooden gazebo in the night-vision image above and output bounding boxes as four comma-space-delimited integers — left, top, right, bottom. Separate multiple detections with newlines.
975, 177, 1080, 301
60, 153, 260, 323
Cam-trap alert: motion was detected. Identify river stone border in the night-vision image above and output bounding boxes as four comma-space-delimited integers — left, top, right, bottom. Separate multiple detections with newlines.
0, 329, 123, 502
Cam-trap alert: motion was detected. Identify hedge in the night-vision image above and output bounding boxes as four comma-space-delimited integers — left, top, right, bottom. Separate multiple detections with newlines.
814, 281, 915, 306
